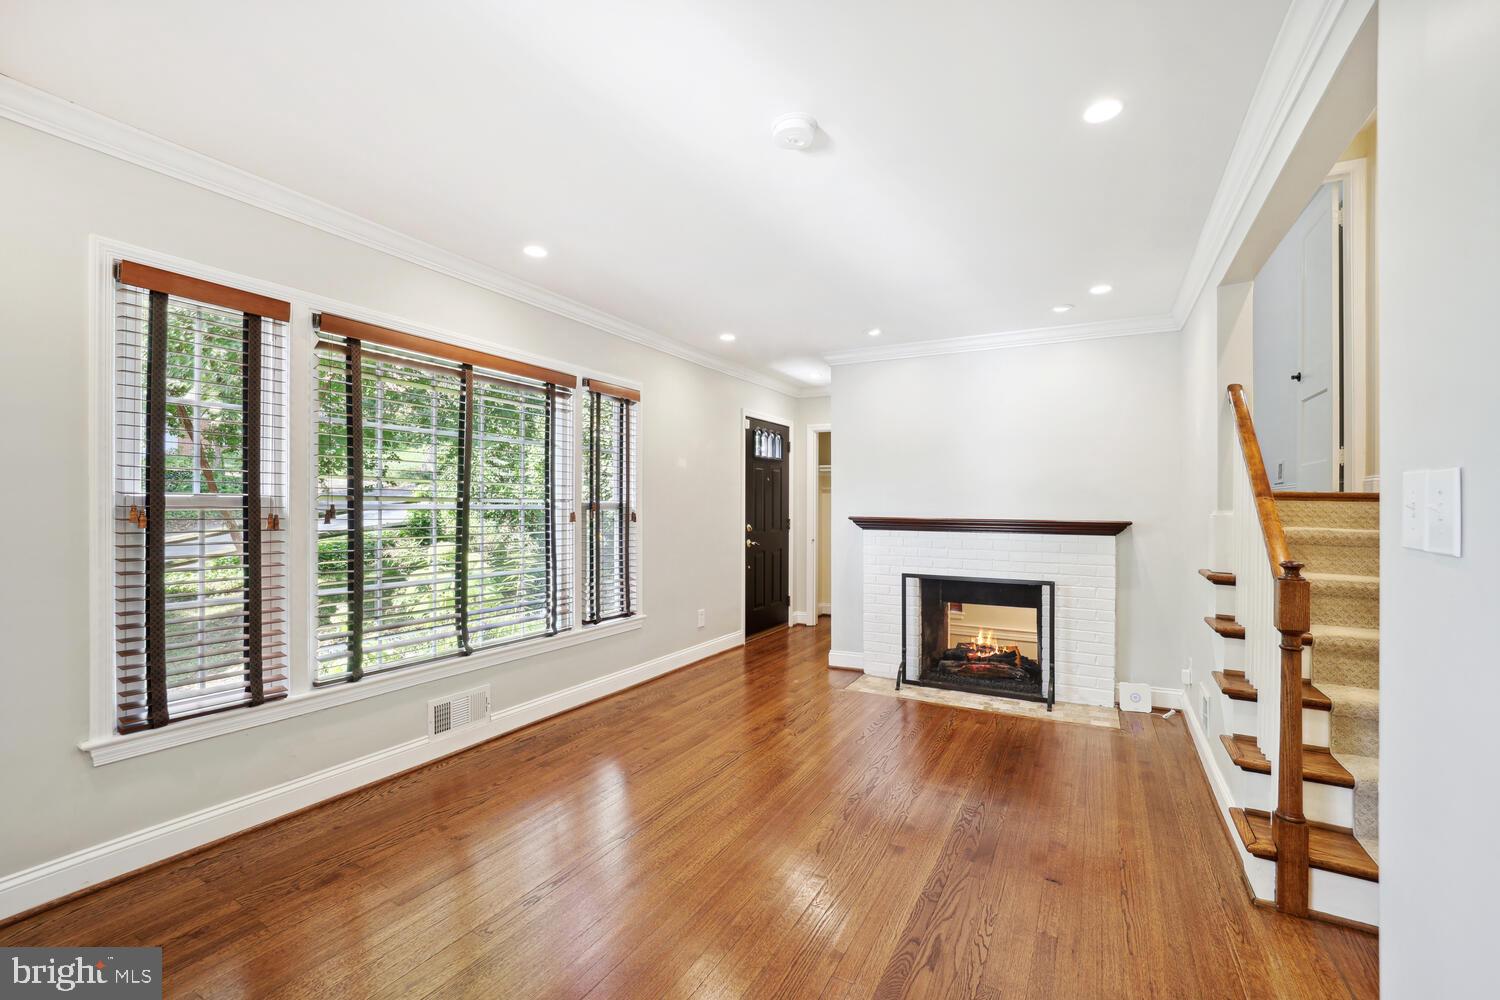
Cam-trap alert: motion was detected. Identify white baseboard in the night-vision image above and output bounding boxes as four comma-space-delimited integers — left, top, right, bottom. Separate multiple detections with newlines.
828, 648, 865, 670
0, 629, 744, 922
816, 603, 831, 616
1362, 475, 1380, 492
789, 611, 816, 626
1183, 690, 1237, 820
1151, 686, 1186, 710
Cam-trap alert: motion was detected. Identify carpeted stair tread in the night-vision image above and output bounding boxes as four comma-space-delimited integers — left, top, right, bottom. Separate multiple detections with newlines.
1318, 683, 1380, 719
1275, 498, 1379, 531
1309, 624, 1380, 689
1285, 526, 1380, 546
1304, 571, 1379, 588
1307, 573, 1380, 630
1309, 624, 1379, 644
1336, 753, 1380, 862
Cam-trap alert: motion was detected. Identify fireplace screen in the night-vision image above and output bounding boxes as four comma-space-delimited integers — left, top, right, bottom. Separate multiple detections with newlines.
900, 574, 1055, 709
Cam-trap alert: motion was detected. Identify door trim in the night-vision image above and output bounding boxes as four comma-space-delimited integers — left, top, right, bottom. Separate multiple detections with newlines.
1326, 156, 1370, 490
803, 421, 831, 626
740, 408, 795, 635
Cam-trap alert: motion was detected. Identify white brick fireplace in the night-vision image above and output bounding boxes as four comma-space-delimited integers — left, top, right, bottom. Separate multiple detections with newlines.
852, 518, 1130, 708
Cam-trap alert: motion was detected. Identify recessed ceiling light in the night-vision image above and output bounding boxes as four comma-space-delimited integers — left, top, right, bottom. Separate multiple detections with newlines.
1089, 284, 1113, 295
867, 328, 882, 337
522, 245, 548, 258
1052, 304, 1074, 313
719, 332, 736, 342
1082, 98, 1124, 124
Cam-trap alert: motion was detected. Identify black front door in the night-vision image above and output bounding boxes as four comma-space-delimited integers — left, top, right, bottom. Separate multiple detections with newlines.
745, 417, 790, 636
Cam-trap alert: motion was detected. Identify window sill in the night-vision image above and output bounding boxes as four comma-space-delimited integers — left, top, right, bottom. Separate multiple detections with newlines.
80, 615, 646, 766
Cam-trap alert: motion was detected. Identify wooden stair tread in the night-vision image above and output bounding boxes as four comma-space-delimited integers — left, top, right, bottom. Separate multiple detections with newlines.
1202, 615, 1315, 646
1198, 568, 1236, 586
1218, 734, 1355, 788
1212, 671, 1332, 710
1230, 807, 1378, 882
1204, 614, 1245, 639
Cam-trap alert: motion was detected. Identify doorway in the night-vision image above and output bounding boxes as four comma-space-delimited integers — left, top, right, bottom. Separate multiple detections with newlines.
1253, 179, 1345, 491
803, 424, 832, 625
744, 415, 790, 635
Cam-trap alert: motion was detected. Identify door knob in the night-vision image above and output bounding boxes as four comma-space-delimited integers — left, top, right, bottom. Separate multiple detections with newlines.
1290, 372, 1303, 382
746, 539, 760, 548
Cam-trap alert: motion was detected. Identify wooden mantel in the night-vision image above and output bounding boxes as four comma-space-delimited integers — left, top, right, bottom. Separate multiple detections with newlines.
849, 516, 1131, 536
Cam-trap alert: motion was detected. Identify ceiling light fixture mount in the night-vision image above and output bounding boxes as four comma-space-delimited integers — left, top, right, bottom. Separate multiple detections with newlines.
1089, 284, 1113, 295
1082, 98, 1124, 124
1052, 304, 1074, 314
719, 332, 736, 342
771, 112, 819, 151
522, 244, 548, 258
867, 328, 881, 337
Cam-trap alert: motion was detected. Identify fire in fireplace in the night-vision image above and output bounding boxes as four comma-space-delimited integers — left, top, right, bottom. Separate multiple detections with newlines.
900, 574, 1054, 708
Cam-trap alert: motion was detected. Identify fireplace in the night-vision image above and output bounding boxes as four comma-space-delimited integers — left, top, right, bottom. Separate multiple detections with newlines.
899, 574, 1055, 709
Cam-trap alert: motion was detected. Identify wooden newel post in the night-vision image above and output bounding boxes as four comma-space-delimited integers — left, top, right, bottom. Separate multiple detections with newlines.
1272, 559, 1311, 916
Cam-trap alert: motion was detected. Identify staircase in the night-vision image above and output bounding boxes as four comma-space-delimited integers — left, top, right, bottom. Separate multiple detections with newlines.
1279, 496, 1380, 861
1194, 385, 1380, 927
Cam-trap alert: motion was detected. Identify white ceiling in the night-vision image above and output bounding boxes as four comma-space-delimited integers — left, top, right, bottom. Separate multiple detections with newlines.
0, 0, 1289, 389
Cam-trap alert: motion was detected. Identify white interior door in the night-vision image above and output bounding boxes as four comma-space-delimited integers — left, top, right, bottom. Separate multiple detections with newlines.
1253, 182, 1340, 490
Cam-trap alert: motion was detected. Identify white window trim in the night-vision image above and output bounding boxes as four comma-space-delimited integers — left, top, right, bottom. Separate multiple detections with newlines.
86, 236, 645, 764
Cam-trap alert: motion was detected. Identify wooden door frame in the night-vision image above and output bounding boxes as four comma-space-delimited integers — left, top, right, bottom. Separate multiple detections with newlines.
1326, 156, 1371, 490
802, 421, 831, 625
739, 407, 794, 637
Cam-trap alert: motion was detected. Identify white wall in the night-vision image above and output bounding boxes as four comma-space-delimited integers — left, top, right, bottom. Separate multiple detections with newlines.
0, 119, 799, 886
829, 332, 1185, 692
1378, 0, 1500, 993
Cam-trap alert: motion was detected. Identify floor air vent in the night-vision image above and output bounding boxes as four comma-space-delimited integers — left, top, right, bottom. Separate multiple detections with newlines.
429, 686, 489, 738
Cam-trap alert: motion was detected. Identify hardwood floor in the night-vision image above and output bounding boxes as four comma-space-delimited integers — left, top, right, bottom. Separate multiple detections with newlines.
1, 620, 1378, 998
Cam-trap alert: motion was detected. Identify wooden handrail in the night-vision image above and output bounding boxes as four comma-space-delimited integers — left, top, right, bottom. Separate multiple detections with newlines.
1227, 384, 1310, 917
1226, 384, 1293, 576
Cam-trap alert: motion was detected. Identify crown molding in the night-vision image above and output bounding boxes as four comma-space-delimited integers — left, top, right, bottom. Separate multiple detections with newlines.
1167, 0, 1370, 323
0, 74, 811, 398
823, 312, 1179, 366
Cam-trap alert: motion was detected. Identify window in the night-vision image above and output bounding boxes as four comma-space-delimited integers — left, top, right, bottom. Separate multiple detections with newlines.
99, 250, 639, 749
313, 314, 576, 684
581, 380, 640, 623
111, 262, 291, 733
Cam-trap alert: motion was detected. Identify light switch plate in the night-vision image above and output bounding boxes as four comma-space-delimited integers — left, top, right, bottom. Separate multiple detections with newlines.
1401, 470, 1427, 549
1425, 467, 1462, 556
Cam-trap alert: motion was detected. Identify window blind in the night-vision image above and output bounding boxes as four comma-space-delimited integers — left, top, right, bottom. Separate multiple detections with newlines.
582, 382, 639, 624
113, 263, 290, 733
314, 317, 574, 683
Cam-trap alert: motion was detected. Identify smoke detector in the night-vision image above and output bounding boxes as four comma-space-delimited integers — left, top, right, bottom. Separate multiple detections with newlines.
771, 113, 818, 150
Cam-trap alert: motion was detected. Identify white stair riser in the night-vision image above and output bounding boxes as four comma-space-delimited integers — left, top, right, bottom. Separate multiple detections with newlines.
1212, 633, 1245, 672
1236, 768, 1354, 827
1217, 693, 1328, 745
1214, 586, 1236, 618
1221, 692, 1258, 734
1304, 707, 1330, 747
1311, 868, 1380, 927
1218, 633, 1310, 677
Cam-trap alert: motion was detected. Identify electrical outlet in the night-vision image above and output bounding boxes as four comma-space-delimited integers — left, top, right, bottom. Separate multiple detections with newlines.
696, 609, 705, 629
1181, 668, 1191, 686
